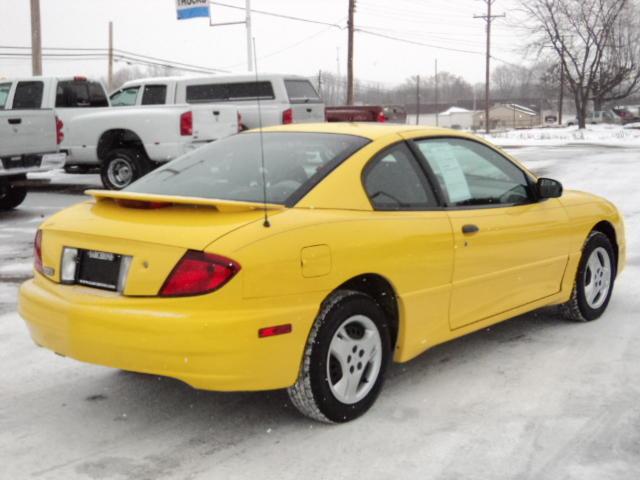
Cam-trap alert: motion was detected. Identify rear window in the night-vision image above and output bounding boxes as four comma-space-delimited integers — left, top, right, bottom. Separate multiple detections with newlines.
110, 87, 140, 107
55, 81, 109, 107
186, 81, 275, 103
0, 83, 10, 109
141, 85, 167, 105
285, 79, 321, 104
13, 81, 43, 109
127, 132, 369, 205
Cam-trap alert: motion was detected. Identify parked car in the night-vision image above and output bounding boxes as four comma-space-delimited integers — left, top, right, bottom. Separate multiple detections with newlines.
63, 98, 239, 189
0, 76, 109, 172
325, 105, 407, 123
0, 106, 65, 210
612, 107, 639, 124
19, 123, 625, 422
115, 74, 325, 130
566, 110, 622, 126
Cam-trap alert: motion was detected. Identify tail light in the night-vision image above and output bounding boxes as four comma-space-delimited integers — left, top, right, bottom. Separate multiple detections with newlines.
55, 116, 64, 144
160, 250, 240, 297
377, 110, 387, 123
180, 111, 193, 136
34, 230, 43, 274
282, 108, 293, 124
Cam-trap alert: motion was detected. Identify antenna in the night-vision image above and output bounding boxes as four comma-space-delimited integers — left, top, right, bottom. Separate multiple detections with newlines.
253, 37, 270, 228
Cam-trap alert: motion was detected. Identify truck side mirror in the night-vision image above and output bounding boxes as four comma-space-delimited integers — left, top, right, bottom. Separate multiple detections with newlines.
537, 178, 563, 199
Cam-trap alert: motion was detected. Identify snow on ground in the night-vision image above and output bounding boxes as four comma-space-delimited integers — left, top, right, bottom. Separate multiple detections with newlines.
1, 147, 639, 479
481, 124, 640, 147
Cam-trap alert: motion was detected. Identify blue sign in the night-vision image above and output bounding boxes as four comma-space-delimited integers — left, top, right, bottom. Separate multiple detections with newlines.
176, 0, 210, 20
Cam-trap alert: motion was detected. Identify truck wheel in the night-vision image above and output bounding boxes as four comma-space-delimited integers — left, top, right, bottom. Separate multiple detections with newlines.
0, 182, 28, 210
101, 148, 151, 190
288, 290, 391, 423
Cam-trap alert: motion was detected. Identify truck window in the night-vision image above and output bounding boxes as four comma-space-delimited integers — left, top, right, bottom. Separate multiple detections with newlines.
0, 83, 10, 109
186, 81, 275, 103
110, 87, 140, 107
13, 81, 44, 109
55, 81, 109, 108
141, 85, 167, 105
284, 80, 321, 104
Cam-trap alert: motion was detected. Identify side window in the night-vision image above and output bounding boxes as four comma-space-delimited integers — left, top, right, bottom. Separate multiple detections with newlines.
186, 81, 275, 103
364, 143, 437, 210
141, 85, 167, 105
0, 83, 11, 109
110, 87, 140, 107
12, 81, 44, 109
415, 138, 532, 207
284, 80, 321, 103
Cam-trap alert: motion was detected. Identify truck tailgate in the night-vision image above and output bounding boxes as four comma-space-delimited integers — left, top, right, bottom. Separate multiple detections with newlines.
0, 109, 57, 157
191, 104, 239, 142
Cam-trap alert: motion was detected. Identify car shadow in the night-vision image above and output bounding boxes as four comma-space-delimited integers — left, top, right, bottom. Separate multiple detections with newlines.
77, 305, 573, 431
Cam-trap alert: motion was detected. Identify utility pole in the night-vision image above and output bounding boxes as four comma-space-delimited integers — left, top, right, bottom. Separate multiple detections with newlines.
416, 75, 420, 125
108, 22, 114, 91
474, 1, 504, 133
435, 59, 439, 126
245, 0, 253, 72
346, 0, 355, 105
30, 0, 42, 75
210, 0, 253, 71
318, 70, 322, 97
558, 42, 565, 125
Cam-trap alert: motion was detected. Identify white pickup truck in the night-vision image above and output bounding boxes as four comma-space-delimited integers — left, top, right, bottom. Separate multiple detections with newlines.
1, 76, 239, 189
0, 108, 66, 210
113, 73, 325, 130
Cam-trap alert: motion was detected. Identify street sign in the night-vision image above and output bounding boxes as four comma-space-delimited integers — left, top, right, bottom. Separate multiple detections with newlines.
176, 0, 210, 20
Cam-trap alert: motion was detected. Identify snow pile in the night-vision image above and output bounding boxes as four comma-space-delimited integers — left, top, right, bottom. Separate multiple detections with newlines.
482, 124, 640, 147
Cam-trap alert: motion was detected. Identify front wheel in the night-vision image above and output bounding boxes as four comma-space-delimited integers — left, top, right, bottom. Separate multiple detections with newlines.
0, 180, 27, 210
288, 290, 391, 423
561, 231, 616, 322
100, 148, 151, 190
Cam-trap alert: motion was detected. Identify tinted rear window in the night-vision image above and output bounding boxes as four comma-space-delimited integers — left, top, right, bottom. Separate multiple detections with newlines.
186, 81, 275, 103
141, 85, 167, 105
285, 80, 321, 103
127, 132, 369, 205
13, 81, 44, 109
55, 81, 109, 107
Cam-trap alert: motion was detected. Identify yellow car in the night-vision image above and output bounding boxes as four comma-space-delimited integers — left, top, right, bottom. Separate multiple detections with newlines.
19, 123, 625, 423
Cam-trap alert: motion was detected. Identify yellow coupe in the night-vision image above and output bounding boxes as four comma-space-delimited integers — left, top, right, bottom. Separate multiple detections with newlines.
19, 124, 625, 422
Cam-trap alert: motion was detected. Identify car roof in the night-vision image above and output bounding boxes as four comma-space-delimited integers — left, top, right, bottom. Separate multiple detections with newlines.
121, 73, 310, 88
260, 122, 464, 140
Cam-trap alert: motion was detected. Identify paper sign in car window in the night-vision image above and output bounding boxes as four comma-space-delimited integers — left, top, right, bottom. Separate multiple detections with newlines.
421, 144, 471, 203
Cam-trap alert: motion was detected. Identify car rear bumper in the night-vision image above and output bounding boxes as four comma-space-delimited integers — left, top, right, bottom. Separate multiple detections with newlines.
19, 275, 316, 391
0, 152, 65, 176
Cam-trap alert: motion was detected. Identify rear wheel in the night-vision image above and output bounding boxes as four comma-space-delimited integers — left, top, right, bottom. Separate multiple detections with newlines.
288, 290, 391, 423
561, 231, 616, 322
100, 148, 151, 190
0, 178, 28, 210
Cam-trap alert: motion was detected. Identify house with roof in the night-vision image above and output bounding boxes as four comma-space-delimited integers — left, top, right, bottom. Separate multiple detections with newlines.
473, 103, 540, 130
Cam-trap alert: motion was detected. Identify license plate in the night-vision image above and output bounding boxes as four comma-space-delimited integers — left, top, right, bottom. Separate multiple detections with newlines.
76, 249, 122, 291
40, 153, 66, 169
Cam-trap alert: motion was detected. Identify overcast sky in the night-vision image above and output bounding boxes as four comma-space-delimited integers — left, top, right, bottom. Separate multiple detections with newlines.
0, 0, 526, 88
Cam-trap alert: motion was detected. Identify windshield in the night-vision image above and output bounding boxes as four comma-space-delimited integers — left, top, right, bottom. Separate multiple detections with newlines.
126, 132, 369, 205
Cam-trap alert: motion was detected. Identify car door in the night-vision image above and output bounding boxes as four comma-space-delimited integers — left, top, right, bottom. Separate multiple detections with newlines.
411, 136, 570, 330
362, 141, 454, 358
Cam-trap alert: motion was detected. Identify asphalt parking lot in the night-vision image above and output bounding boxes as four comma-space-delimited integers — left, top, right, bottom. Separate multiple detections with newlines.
1, 145, 639, 480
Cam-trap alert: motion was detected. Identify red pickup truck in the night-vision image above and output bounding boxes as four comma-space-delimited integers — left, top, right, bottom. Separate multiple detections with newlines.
325, 105, 407, 123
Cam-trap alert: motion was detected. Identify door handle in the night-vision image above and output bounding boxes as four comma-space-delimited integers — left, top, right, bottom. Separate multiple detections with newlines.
306, 108, 312, 113
462, 224, 480, 235
8, 118, 22, 125
212, 110, 220, 116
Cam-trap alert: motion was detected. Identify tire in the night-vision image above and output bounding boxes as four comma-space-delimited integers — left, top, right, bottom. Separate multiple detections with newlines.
288, 290, 392, 423
100, 148, 151, 190
0, 181, 27, 210
560, 231, 616, 322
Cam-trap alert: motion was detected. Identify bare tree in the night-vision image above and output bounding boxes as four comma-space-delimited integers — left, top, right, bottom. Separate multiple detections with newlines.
520, 0, 639, 128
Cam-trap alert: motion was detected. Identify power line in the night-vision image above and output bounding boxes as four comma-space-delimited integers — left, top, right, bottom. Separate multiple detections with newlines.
210, 1, 344, 29
356, 28, 484, 55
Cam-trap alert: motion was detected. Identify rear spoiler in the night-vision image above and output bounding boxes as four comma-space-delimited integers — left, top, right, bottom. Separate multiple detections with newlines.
85, 190, 285, 213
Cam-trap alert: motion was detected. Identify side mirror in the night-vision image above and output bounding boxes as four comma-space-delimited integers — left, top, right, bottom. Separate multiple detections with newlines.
537, 178, 563, 199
